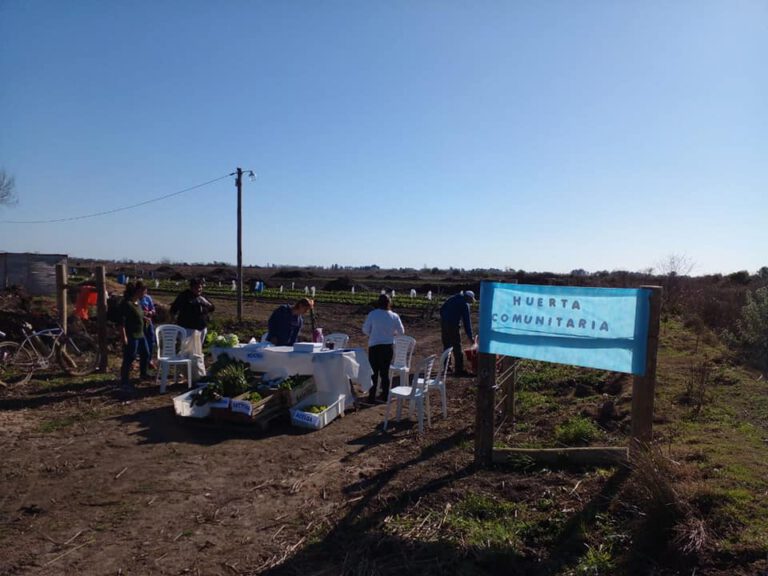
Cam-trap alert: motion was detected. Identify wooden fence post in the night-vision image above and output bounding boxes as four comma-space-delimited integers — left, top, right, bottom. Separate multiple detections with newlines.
631, 286, 662, 450
56, 264, 67, 333
474, 351, 497, 467
96, 266, 108, 372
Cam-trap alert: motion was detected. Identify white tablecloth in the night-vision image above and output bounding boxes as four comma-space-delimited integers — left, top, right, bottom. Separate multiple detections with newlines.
211, 345, 374, 397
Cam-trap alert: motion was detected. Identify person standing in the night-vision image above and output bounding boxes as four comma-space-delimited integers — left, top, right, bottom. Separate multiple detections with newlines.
136, 281, 156, 368
170, 278, 215, 346
362, 293, 405, 403
267, 298, 314, 346
119, 282, 151, 394
440, 290, 476, 377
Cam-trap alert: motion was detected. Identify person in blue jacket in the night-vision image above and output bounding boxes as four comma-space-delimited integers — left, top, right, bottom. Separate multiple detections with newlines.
440, 290, 476, 376
267, 298, 314, 346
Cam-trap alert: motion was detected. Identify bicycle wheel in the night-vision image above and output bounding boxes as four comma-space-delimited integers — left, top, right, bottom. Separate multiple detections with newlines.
0, 342, 36, 386
57, 333, 100, 376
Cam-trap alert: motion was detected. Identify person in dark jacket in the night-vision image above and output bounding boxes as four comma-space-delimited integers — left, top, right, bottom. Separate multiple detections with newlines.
440, 290, 476, 376
119, 282, 151, 393
170, 278, 215, 345
267, 298, 313, 346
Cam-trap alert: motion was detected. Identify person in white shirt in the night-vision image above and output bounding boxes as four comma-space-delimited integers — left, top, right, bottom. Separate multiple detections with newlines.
362, 293, 405, 403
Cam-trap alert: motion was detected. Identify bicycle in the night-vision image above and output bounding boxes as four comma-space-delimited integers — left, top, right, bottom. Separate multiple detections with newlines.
0, 323, 100, 387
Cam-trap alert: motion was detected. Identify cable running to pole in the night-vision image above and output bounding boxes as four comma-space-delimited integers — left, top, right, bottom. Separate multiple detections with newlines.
0, 173, 232, 224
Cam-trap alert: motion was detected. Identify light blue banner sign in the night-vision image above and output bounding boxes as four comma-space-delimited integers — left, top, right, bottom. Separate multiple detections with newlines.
478, 282, 650, 375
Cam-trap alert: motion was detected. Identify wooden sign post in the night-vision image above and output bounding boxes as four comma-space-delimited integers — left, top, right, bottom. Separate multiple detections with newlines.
474, 352, 497, 467
475, 283, 663, 468
630, 285, 662, 450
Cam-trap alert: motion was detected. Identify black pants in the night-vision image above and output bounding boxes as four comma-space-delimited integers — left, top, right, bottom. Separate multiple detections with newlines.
368, 343, 394, 400
441, 322, 465, 372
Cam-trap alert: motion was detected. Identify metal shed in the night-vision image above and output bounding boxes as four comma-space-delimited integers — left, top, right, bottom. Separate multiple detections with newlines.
0, 252, 68, 295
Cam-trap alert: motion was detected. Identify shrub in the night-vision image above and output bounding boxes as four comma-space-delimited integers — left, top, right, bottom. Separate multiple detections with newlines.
723, 287, 768, 373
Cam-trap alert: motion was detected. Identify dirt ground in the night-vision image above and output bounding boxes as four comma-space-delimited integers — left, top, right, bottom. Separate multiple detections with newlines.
5, 291, 765, 576
1, 295, 507, 575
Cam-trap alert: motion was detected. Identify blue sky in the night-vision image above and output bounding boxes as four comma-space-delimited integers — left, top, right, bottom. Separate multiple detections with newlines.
1, 0, 765, 275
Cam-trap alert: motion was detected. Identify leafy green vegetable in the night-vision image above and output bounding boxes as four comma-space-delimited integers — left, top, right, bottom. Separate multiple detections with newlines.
243, 391, 262, 403
214, 333, 240, 348
216, 363, 249, 397
278, 374, 312, 390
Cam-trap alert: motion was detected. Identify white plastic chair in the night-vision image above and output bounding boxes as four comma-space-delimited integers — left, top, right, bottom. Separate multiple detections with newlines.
388, 335, 416, 387
323, 333, 349, 350
155, 324, 192, 393
417, 347, 451, 421
383, 355, 437, 433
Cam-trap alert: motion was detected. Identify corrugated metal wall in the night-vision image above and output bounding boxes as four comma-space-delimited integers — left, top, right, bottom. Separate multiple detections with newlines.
0, 252, 67, 295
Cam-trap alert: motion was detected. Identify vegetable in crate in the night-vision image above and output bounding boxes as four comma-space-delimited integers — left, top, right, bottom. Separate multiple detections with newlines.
215, 363, 249, 397
278, 374, 312, 390
243, 390, 262, 403
304, 405, 328, 414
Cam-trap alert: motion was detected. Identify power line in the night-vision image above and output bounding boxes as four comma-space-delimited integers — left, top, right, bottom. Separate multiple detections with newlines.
0, 173, 232, 224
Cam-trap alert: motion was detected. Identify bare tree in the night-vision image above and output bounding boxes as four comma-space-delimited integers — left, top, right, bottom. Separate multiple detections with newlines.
656, 254, 695, 314
656, 254, 695, 278
0, 170, 16, 205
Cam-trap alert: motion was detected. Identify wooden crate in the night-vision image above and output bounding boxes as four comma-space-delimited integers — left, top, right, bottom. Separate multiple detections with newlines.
281, 377, 317, 407
212, 390, 285, 430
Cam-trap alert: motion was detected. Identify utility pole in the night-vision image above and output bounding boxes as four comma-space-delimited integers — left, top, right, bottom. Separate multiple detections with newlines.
236, 167, 243, 322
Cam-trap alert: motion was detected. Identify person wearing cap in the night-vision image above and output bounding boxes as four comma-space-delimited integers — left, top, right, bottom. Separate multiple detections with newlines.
439, 290, 476, 377
362, 293, 405, 403
267, 298, 314, 346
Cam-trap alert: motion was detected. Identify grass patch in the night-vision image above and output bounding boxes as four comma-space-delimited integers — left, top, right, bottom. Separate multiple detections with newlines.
38, 405, 103, 433
39, 416, 80, 433
446, 493, 531, 552
554, 416, 600, 446
516, 390, 556, 416
35, 372, 113, 392
575, 543, 615, 575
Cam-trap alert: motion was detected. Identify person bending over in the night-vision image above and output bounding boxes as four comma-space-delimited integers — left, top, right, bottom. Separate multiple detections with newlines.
439, 290, 475, 377
267, 298, 314, 346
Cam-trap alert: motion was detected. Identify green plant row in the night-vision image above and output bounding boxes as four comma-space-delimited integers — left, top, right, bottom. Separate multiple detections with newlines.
151, 281, 441, 310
